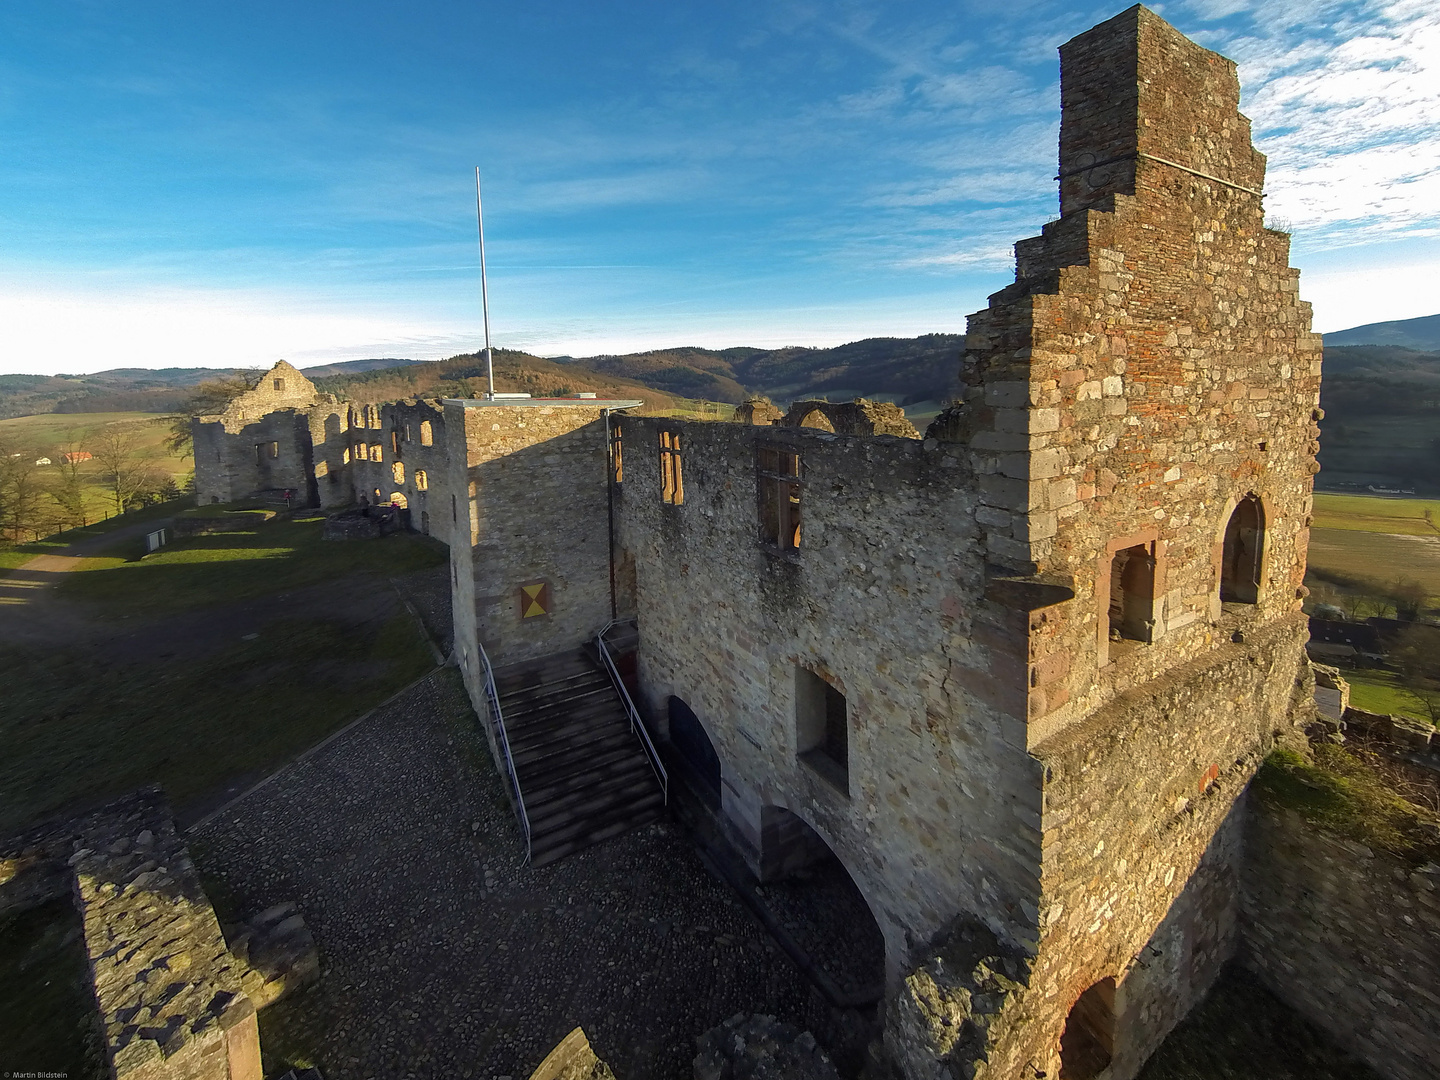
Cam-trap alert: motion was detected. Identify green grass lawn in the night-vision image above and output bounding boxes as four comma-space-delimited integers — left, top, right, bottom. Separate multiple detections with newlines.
1312, 493, 1440, 536
1342, 668, 1434, 725
57, 515, 445, 616
0, 514, 448, 833
0, 496, 193, 576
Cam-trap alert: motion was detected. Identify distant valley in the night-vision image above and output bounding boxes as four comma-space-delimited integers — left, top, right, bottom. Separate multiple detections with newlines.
1, 315, 1435, 492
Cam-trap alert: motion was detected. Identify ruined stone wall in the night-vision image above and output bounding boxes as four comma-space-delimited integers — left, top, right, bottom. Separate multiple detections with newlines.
447, 402, 623, 704
615, 416, 1045, 979
192, 361, 348, 508
346, 399, 452, 542
1240, 802, 1440, 1080
780, 399, 920, 439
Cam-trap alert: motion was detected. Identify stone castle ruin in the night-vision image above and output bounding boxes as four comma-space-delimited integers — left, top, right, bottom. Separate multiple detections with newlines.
171, 8, 1438, 1080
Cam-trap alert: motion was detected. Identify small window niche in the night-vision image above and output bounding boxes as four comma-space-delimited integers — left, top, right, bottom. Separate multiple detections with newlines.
659, 430, 684, 505
1059, 978, 1116, 1080
1220, 495, 1263, 605
1108, 542, 1155, 646
796, 666, 848, 795
758, 446, 803, 553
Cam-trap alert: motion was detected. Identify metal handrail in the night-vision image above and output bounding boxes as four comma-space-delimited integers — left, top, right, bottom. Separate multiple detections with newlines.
595, 621, 668, 804
476, 639, 532, 862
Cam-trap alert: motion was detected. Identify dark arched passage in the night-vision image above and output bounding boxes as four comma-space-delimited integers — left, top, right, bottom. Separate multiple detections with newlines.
668, 696, 721, 808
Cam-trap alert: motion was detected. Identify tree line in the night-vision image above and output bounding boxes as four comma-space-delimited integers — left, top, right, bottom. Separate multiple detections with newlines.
0, 422, 184, 542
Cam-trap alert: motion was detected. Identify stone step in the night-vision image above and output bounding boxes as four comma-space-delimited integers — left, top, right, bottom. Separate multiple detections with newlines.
500, 679, 614, 724
512, 726, 638, 779
506, 698, 629, 750
522, 750, 659, 811
525, 766, 662, 839
529, 792, 667, 868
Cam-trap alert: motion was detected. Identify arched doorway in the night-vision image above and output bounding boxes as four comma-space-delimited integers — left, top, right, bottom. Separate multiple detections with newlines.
756, 806, 886, 1002
389, 492, 409, 509
668, 696, 720, 808
1220, 495, 1263, 604
1060, 977, 1116, 1079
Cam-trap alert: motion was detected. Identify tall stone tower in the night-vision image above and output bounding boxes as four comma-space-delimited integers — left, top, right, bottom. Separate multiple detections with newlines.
891, 7, 1321, 1078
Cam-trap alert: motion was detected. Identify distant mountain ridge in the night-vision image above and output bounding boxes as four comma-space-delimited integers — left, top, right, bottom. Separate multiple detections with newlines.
1323, 312, 1440, 351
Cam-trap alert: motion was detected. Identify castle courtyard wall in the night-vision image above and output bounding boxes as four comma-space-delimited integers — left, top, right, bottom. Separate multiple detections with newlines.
615, 416, 1045, 979
346, 399, 453, 541
1240, 801, 1440, 1080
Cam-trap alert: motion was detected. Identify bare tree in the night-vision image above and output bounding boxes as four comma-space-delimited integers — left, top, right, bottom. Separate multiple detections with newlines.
87, 425, 164, 515
0, 435, 50, 541
164, 372, 261, 455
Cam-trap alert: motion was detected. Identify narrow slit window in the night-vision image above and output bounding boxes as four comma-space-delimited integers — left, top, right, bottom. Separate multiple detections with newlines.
390, 430, 400, 455
1220, 495, 1263, 604
612, 422, 624, 483
269, 441, 279, 459
1109, 543, 1155, 644
659, 430, 684, 505
758, 445, 803, 551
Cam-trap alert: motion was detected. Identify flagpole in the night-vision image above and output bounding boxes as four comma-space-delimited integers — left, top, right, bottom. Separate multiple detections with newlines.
475, 166, 494, 399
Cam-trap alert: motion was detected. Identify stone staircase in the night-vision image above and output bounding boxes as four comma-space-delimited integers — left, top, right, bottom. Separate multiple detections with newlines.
494, 648, 665, 867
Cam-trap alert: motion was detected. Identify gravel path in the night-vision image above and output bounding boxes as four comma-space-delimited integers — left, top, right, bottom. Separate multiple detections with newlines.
189, 670, 870, 1080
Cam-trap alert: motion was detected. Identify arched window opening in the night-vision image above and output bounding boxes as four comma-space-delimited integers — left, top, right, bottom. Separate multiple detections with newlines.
389, 492, 408, 510
420, 420, 434, 446
1220, 495, 1263, 604
1060, 978, 1116, 1080
1109, 544, 1155, 644
414, 469, 428, 491
668, 697, 720, 809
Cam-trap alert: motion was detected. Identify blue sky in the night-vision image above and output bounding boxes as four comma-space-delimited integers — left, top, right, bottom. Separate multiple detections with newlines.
1, 0, 1436, 374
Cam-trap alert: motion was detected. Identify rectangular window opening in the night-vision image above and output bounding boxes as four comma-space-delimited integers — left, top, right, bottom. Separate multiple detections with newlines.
612, 423, 624, 483
659, 430, 684, 505
1108, 542, 1156, 646
796, 666, 848, 795
758, 446, 803, 551
273, 378, 285, 392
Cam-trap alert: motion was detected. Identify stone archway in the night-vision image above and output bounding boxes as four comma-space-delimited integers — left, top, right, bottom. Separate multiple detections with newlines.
668, 696, 721, 808
756, 805, 886, 999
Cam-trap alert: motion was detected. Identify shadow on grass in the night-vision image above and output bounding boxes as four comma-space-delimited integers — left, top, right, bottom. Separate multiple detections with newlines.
0, 898, 105, 1079
0, 612, 437, 834
57, 516, 447, 615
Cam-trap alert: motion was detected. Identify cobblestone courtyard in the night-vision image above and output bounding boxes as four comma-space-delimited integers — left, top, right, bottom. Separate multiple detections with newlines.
190, 670, 873, 1080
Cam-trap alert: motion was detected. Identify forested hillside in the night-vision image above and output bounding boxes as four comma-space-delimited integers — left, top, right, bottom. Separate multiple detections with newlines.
1317, 345, 1440, 492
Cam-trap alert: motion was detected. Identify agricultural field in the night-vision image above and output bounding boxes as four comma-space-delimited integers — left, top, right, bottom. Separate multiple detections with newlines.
1306, 494, 1440, 600
0, 410, 193, 526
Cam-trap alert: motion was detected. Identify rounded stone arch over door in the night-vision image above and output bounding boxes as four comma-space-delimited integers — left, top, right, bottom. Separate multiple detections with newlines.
667, 696, 721, 808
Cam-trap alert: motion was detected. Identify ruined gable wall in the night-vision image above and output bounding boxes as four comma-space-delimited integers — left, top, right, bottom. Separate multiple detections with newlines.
911, 9, 1322, 1077
447, 403, 617, 701
616, 416, 1045, 978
